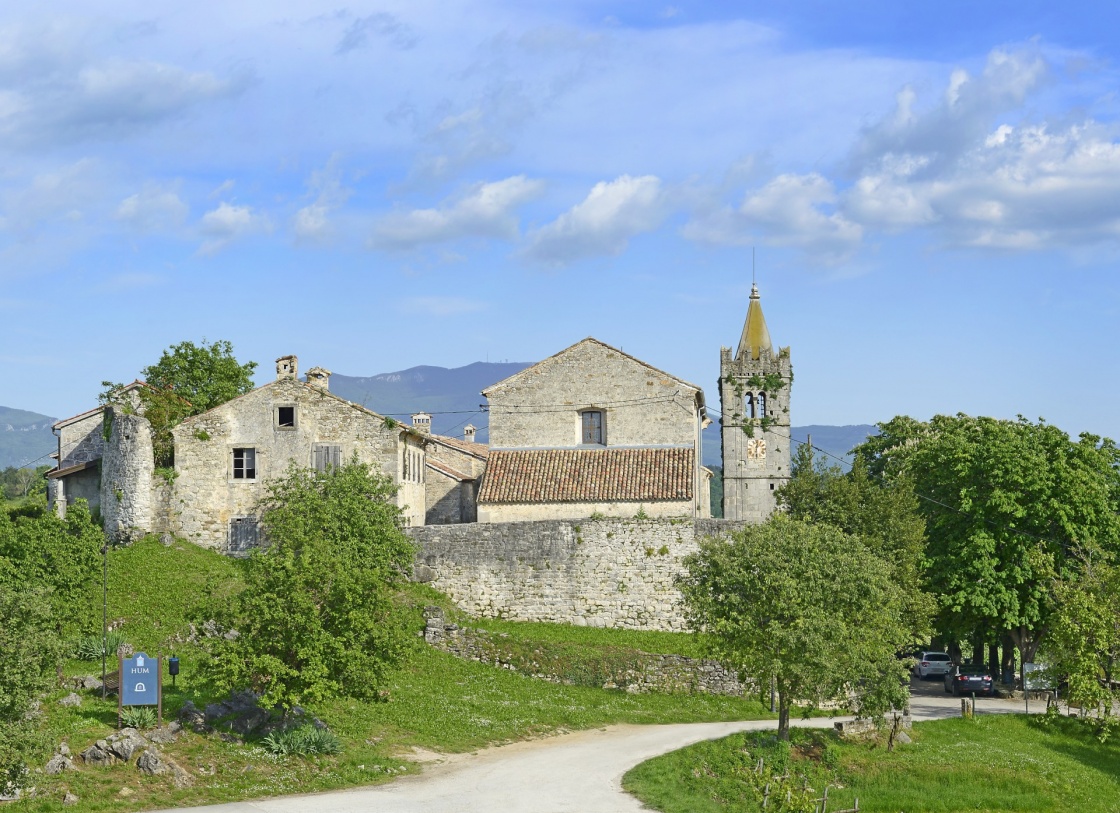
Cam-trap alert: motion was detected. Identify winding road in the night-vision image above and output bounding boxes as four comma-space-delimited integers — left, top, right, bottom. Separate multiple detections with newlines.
150, 680, 1036, 813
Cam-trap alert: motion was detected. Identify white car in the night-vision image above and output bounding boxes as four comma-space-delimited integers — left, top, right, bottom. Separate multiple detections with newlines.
913, 651, 952, 679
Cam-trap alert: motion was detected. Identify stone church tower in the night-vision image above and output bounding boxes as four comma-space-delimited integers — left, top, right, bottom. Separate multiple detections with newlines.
719, 283, 792, 521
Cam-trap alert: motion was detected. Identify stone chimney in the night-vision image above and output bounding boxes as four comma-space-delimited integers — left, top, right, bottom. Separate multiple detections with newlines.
305, 367, 331, 391
411, 412, 432, 435
276, 355, 298, 380
464, 424, 477, 443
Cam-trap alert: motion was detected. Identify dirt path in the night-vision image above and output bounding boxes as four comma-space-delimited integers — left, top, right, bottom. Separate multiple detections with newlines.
147, 683, 1031, 813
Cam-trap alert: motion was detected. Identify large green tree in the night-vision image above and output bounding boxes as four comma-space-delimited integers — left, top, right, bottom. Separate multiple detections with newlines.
854, 414, 1120, 679
200, 460, 417, 709
679, 516, 914, 739
777, 444, 933, 639
102, 339, 257, 467
1046, 553, 1120, 715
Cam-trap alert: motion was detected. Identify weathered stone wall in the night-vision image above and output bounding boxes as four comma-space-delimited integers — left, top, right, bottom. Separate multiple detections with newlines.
423, 607, 750, 696
485, 339, 702, 450
425, 474, 475, 525
100, 409, 154, 542
57, 411, 104, 468
168, 378, 425, 550
409, 517, 749, 631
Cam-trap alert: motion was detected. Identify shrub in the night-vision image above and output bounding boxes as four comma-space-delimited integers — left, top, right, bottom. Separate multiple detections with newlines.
261, 725, 342, 756
73, 630, 129, 661
119, 706, 157, 729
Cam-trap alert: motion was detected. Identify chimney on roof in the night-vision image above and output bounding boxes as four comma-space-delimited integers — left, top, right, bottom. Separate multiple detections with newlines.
306, 367, 331, 391
464, 424, 477, 443
276, 355, 298, 380
411, 412, 431, 435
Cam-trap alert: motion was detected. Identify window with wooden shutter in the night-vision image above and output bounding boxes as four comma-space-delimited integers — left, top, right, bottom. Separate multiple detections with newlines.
228, 516, 259, 554
311, 445, 340, 477
313, 444, 342, 473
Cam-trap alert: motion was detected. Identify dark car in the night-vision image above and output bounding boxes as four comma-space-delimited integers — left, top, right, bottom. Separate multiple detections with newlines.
944, 664, 994, 696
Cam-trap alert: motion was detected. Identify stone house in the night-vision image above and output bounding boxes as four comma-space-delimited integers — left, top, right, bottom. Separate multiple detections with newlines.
50, 357, 428, 550
409, 413, 489, 525
476, 338, 711, 522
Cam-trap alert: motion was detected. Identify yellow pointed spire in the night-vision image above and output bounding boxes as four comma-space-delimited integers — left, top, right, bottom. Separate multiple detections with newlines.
736, 283, 773, 361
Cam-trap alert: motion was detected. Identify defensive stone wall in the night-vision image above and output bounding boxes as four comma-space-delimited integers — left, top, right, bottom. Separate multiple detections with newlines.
409, 517, 749, 631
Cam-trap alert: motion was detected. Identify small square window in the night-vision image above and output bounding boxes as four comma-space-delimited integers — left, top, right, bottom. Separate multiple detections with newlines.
276, 405, 295, 429
233, 448, 256, 480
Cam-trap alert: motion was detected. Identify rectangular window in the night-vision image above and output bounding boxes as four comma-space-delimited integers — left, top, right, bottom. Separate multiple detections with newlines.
581, 410, 604, 445
276, 405, 295, 428
233, 447, 256, 480
313, 444, 341, 473
228, 516, 259, 554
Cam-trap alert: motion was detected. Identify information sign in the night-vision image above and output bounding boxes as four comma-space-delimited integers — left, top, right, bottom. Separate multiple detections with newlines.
121, 652, 160, 706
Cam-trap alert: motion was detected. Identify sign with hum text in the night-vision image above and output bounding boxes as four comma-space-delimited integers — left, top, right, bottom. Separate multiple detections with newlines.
121, 652, 159, 706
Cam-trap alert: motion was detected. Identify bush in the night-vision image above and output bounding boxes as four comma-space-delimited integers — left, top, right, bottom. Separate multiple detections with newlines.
72, 630, 129, 661
119, 706, 157, 729
261, 725, 342, 756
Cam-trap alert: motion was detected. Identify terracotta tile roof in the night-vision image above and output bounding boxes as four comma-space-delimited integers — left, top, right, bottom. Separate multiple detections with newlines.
428, 434, 490, 460
478, 447, 694, 504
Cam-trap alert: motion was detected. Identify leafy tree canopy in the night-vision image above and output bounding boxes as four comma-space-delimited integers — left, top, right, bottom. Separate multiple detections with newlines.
101, 339, 257, 468
200, 459, 418, 709
1046, 553, 1120, 715
853, 414, 1120, 670
778, 444, 933, 639
679, 516, 915, 739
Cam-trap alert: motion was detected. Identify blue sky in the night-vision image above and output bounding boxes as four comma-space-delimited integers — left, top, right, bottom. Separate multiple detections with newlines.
2, 1, 1119, 442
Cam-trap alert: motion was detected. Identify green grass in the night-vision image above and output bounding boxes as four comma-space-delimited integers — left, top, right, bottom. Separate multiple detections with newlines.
624, 714, 1120, 813
471, 616, 708, 657
16, 537, 771, 812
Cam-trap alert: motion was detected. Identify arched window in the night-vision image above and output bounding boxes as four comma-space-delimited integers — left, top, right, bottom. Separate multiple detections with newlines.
757, 392, 767, 418
746, 392, 755, 419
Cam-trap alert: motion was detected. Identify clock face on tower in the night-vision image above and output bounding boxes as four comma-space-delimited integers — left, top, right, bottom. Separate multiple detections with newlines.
746, 437, 767, 460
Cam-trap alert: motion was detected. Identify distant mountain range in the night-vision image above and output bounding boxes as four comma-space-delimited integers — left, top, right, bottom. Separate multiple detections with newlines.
2, 362, 878, 471
0, 406, 58, 470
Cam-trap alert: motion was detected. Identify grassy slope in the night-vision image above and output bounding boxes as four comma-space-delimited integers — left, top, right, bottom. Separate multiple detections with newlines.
624, 714, 1120, 813
18, 538, 770, 811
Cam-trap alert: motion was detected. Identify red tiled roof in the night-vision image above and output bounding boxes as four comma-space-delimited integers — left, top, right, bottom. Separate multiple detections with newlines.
478, 447, 694, 504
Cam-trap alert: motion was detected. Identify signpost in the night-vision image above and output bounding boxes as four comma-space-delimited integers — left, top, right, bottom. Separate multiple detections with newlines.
118, 652, 162, 727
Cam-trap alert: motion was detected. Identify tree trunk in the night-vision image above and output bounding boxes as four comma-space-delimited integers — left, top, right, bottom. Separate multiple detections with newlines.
987, 642, 999, 678
971, 638, 984, 667
1009, 625, 1044, 686
777, 692, 791, 740
1001, 633, 1016, 683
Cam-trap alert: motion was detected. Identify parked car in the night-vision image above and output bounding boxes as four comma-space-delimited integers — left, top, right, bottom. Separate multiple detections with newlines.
944, 664, 994, 696
913, 651, 952, 680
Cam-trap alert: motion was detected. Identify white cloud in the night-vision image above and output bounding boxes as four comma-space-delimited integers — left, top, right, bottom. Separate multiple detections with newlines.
397, 296, 487, 316
198, 202, 272, 254
683, 173, 861, 262
522, 175, 666, 265
115, 185, 188, 232
335, 12, 417, 54
292, 154, 352, 242
371, 175, 544, 250
841, 47, 1120, 248
0, 49, 251, 147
